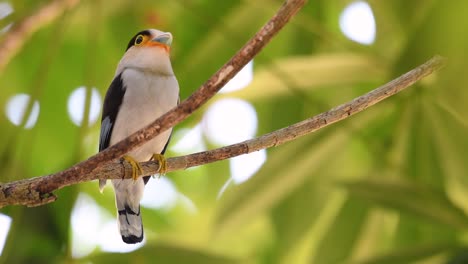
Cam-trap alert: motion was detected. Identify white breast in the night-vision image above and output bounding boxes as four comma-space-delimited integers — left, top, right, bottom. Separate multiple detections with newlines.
110, 68, 179, 161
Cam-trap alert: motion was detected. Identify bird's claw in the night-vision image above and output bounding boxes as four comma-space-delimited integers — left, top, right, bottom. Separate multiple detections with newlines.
123, 155, 143, 181
151, 153, 167, 178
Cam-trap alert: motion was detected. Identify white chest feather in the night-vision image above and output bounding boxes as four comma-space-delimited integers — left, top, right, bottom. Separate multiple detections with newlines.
110, 68, 179, 161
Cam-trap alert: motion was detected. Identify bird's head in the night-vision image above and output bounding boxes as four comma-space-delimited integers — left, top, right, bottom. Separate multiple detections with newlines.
117, 29, 174, 75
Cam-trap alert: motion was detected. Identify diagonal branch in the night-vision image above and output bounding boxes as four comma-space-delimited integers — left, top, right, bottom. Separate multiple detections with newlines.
0, 55, 446, 207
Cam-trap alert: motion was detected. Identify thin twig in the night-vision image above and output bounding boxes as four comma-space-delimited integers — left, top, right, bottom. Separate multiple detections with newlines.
0, 55, 446, 207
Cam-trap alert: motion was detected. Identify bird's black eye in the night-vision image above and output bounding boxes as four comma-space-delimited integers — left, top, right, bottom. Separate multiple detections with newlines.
135, 35, 144, 45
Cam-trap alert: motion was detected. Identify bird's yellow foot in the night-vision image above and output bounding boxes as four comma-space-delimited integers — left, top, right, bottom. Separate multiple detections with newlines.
151, 153, 167, 178
122, 155, 143, 181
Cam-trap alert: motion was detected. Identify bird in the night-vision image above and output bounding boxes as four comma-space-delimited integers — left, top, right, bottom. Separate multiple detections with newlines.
98, 29, 179, 244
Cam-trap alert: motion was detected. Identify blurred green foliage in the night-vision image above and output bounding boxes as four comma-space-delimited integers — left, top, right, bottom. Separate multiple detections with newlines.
1, 0, 468, 263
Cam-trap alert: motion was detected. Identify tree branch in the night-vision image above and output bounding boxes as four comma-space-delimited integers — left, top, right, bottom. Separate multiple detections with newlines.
0, 55, 446, 208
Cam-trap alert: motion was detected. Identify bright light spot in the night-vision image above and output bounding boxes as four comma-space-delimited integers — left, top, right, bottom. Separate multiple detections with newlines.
0, 2, 13, 34
0, 23, 11, 34
202, 98, 258, 145
5, 93, 40, 129
171, 124, 206, 154
218, 150, 267, 198
178, 193, 198, 214
220, 60, 253, 93
231, 150, 267, 184
71, 193, 144, 256
141, 177, 178, 210
71, 193, 105, 258
0, 2, 13, 19
72, 193, 143, 255
67, 86, 102, 126
98, 221, 144, 253
339, 1, 376, 45
0, 214, 12, 256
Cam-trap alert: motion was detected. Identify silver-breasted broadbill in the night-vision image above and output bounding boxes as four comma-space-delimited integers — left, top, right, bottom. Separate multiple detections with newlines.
98, 29, 179, 244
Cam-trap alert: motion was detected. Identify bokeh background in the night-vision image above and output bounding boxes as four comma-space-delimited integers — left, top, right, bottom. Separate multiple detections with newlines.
1, 0, 468, 263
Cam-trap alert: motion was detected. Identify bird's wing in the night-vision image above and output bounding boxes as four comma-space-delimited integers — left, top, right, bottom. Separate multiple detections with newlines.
99, 73, 126, 151
99, 73, 126, 190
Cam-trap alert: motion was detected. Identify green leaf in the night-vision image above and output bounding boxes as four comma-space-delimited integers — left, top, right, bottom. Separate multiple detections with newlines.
214, 128, 350, 235
428, 101, 468, 188
343, 178, 468, 230
226, 54, 385, 101
310, 197, 370, 264
214, 102, 383, 236
270, 177, 331, 261
352, 243, 462, 264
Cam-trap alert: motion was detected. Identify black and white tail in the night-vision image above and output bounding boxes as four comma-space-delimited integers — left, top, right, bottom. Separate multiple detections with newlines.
117, 204, 144, 243
110, 178, 146, 244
